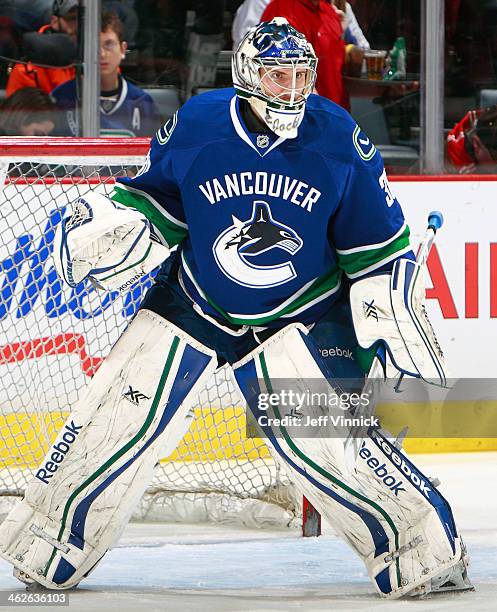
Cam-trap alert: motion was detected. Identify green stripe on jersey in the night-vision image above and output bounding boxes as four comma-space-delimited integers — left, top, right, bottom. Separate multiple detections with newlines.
206, 266, 342, 326
337, 225, 411, 279
112, 185, 187, 248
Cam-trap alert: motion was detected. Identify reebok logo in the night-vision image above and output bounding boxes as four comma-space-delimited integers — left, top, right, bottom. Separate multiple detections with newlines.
359, 442, 406, 496
118, 271, 145, 292
370, 432, 433, 500
35, 420, 82, 484
123, 385, 150, 406
319, 347, 354, 360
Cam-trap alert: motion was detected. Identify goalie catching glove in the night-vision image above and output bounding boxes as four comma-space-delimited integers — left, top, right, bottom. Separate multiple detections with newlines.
53, 192, 170, 292
350, 258, 447, 385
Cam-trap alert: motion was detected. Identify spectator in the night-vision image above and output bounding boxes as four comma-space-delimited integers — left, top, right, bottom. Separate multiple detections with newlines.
232, 0, 369, 51
0, 87, 56, 135
331, 1, 370, 50
102, 1, 139, 49
51, 11, 161, 137
6, 0, 77, 97
232, 0, 269, 49
447, 106, 497, 172
0, 16, 21, 79
261, 0, 348, 108
0, 1, 53, 33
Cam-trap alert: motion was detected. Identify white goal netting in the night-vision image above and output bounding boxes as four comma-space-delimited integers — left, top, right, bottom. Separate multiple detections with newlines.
0, 138, 298, 529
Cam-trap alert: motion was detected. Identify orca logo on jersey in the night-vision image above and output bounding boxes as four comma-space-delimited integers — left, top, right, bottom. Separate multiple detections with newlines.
213, 201, 303, 288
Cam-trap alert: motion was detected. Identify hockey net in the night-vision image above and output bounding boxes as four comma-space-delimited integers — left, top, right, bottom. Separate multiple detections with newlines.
0, 138, 299, 529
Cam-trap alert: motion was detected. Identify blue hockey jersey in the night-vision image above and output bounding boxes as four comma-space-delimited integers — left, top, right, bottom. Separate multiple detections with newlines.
114, 88, 413, 327
52, 77, 161, 137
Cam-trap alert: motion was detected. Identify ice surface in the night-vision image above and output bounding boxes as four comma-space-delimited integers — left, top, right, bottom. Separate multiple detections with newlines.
0, 453, 495, 611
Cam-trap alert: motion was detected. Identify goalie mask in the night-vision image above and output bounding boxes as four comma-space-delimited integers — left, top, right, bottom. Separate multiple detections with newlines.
232, 18, 318, 139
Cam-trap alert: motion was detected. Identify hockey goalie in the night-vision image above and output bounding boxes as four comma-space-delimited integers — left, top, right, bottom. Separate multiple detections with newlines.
0, 18, 473, 599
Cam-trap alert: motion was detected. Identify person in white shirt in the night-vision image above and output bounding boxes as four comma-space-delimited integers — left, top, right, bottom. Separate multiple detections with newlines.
231, 0, 268, 49
343, 2, 369, 49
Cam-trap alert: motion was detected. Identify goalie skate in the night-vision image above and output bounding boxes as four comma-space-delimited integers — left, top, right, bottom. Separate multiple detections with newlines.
13, 568, 36, 587
410, 540, 474, 598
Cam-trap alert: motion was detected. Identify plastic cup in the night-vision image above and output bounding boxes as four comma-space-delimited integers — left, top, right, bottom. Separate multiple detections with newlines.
364, 50, 387, 80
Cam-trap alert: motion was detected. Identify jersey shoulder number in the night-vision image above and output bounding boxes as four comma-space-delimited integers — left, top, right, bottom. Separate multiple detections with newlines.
378, 168, 395, 207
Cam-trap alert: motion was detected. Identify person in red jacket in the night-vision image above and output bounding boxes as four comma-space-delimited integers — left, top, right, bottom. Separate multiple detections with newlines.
447, 106, 497, 172
6, 0, 78, 97
261, 0, 348, 109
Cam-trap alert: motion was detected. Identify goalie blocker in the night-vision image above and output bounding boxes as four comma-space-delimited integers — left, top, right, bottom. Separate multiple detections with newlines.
350, 257, 447, 385
0, 309, 216, 589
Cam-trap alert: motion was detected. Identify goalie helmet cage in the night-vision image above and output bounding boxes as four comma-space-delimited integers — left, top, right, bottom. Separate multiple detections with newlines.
0, 137, 321, 533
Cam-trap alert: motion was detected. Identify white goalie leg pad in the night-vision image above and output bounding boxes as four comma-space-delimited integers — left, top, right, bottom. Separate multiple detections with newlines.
353, 429, 469, 598
233, 324, 466, 598
350, 258, 447, 385
0, 309, 216, 589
